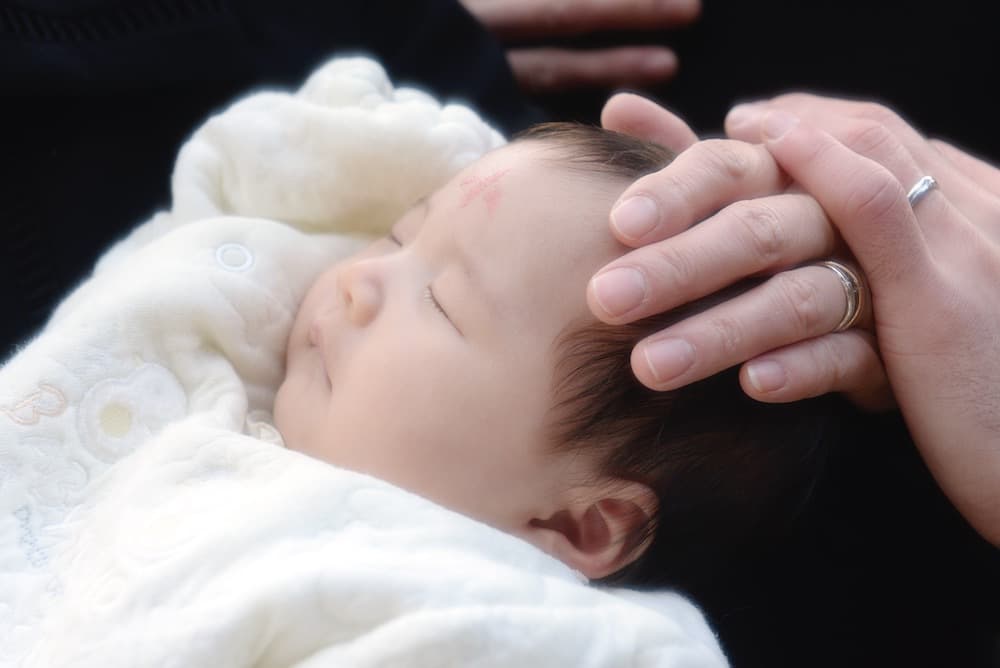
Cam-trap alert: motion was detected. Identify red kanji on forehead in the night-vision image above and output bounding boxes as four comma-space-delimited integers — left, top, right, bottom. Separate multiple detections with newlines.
459, 168, 511, 215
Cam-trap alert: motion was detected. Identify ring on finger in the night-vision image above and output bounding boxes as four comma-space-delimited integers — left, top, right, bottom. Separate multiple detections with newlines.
906, 175, 938, 209
816, 259, 869, 332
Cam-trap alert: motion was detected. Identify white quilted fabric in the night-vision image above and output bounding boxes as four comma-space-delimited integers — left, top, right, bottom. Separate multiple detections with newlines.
0, 57, 728, 667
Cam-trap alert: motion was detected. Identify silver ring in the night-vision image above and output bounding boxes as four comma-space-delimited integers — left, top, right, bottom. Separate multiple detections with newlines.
817, 260, 868, 332
907, 175, 938, 208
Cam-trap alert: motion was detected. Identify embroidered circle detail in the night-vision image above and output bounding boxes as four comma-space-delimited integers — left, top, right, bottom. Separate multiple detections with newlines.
215, 243, 254, 272
99, 403, 133, 437
78, 364, 187, 463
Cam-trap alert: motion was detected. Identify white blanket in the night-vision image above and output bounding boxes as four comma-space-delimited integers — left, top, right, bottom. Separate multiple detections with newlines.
0, 57, 728, 667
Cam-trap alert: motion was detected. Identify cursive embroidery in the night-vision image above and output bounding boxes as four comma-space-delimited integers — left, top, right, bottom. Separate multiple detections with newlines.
1, 384, 67, 426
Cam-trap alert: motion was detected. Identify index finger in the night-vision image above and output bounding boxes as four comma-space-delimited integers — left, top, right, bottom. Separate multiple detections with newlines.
607, 138, 788, 246
601, 92, 698, 153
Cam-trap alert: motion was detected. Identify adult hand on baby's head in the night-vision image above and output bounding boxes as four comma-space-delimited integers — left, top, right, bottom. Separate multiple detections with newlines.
595, 92, 893, 411
600, 92, 698, 153
725, 94, 1000, 244
458, 0, 700, 93
728, 97, 1000, 546
599, 90, 1000, 545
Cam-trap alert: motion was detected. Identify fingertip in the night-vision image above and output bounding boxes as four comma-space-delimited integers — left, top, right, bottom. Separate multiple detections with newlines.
601, 92, 642, 123
588, 265, 648, 322
586, 275, 619, 324
740, 359, 808, 404
600, 92, 697, 152
744, 359, 787, 394
638, 48, 678, 77
741, 335, 894, 410
635, 337, 696, 390
630, 344, 667, 391
610, 194, 661, 243
601, 91, 660, 130
724, 102, 766, 140
761, 111, 801, 142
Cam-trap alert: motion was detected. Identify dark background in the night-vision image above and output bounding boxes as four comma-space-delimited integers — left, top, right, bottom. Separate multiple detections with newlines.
537, 0, 1000, 162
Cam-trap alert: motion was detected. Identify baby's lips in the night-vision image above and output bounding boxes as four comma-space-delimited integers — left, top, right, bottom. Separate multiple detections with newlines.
308, 318, 323, 347
308, 318, 335, 389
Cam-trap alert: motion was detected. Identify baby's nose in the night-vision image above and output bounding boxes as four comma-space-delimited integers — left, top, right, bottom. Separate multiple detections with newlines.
338, 263, 383, 327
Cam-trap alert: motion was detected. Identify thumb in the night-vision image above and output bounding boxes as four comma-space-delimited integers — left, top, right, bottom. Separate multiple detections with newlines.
601, 93, 698, 153
759, 111, 931, 291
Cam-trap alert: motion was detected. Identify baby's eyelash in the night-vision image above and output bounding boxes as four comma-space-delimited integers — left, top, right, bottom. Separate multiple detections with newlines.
424, 286, 446, 315
388, 232, 402, 246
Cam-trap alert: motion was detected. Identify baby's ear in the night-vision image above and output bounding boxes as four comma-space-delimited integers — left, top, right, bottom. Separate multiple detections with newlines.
524, 481, 657, 580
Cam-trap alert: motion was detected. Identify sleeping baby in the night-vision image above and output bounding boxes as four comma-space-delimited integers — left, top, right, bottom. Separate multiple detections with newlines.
275, 121, 831, 586
0, 58, 828, 666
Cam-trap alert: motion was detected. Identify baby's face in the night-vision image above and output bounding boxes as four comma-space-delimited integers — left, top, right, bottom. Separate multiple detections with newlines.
274, 142, 628, 539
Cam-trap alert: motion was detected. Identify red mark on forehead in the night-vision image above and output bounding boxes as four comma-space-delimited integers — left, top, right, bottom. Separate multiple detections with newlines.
459, 168, 510, 216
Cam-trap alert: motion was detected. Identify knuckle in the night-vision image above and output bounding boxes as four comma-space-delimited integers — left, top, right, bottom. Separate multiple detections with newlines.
731, 201, 786, 265
792, 338, 841, 397
771, 92, 817, 111
648, 241, 701, 296
774, 273, 825, 335
813, 335, 853, 388
844, 169, 906, 224
854, 101, 902, 128
842, 119, 898, 161
771, 92, 802, 104
698, 138, 756, 181
707, 314, 745, 356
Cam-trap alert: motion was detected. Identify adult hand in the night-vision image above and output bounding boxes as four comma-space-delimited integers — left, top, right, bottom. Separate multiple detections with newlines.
595, 92, 892, 410
729, 99, 1000, 546
458, 0, 700, 93
597, 92, 1000, 545
725, 94, 1000, 244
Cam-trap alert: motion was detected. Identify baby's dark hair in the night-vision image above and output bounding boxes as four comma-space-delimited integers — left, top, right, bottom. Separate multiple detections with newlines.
514, 122, 835, 590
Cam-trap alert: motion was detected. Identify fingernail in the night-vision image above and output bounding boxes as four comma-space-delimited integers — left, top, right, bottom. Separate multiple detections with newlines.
726, 102, 763, 130
762, 111, 799, 140
591, 267, 647, 317
611, 195, 659, 242
643, 338, 695, 383
746, 360, 786, 393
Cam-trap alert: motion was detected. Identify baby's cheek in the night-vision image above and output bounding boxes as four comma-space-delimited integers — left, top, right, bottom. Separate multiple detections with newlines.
271, 384, 294, 446
273, 370, 320, 454
301, 265, 340, 307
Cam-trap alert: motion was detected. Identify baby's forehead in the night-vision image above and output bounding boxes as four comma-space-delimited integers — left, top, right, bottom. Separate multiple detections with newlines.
467, 142, 628, 200
450, 158, 622, 299
447, 146, 626, 241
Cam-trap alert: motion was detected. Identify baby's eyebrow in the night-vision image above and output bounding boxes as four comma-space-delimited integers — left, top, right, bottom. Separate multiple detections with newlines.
390, 197, 432, 243
447, 216, 506, 332
412, 191, 504, 333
